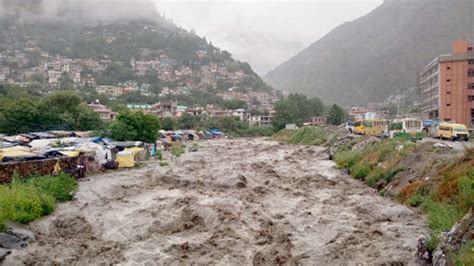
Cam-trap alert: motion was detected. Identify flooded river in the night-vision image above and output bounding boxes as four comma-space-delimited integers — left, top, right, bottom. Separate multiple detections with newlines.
5, 139, 427, 265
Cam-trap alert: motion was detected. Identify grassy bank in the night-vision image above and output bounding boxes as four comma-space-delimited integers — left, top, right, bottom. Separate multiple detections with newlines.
398, 148, 474, 255
334, 138, 474, 263
335, 139, 416, 187
0, 173, 78, 230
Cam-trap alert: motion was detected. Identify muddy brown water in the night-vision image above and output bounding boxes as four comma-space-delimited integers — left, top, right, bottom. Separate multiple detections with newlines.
4, 139, 427, 265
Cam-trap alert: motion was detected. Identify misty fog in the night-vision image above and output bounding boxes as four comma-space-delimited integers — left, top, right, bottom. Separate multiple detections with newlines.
0, 0, 159, 22
0, 0, 382, 75
156, 0, 382, 74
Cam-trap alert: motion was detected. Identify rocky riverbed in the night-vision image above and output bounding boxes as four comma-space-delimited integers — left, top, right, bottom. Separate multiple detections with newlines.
3, 138, 428, 265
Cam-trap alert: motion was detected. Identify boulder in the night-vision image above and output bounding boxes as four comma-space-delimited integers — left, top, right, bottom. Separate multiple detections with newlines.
5, 222, 36, 242
0, 233, 27, 249
433, 209, 473, 266
0, 248, 12, 262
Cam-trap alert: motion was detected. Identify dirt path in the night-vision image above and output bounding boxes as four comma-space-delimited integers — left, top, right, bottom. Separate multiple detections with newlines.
4, 139, 427, 265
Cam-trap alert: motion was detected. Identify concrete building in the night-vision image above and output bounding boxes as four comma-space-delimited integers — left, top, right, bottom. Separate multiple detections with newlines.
348, 106, 369, 121
87, 100, 117, 121
152, 101, 177, 117
306, 116, 327, 126
419, 40, 474, 127
232, 109, 246, 121
249, 115, 273, 127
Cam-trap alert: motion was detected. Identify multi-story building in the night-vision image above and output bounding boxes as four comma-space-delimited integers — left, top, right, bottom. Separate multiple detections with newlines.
0, 67, 10, 82
87, 100, 117, 121
419, 40, 474, 127
96, 85, 124, 96
249, 115, 273, 127
152, 101, 177, 117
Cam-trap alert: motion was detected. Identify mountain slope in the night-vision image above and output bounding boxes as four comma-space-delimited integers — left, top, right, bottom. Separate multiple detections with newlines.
0, 4, 272, 94
264, 0, 474, 106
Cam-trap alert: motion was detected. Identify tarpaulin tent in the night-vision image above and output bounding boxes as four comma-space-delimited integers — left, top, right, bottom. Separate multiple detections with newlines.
0, 146, 37, 161
59, 151, 81, 157
110, 141, 144, 149
125, 147, 146, 162
116, 151, 135, 168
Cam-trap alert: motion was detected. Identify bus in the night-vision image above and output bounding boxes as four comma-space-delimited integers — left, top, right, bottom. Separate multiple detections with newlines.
353, 121, 365, 135
389, 118, 423, 140
362, 119, 389, 137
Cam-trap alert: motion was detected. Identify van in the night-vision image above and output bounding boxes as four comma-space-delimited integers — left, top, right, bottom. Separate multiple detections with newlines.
345, 122, 355, 133
438, 123, 469, 141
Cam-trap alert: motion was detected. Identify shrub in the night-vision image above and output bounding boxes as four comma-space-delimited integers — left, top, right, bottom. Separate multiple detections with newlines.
366, 168, 385, 187
335, 150, 360, 168
28, 173, 78, 202
0, 173, 78, 228
407, 193, 425, 207
288, 127, 328, 146
456, 176, 474, 212
351, 163, 370, 180
0, 183, 55, 224
171, 142, 185, 157
156, 149, 163, 160
0, 209, 6, 232
422, 199, 463, 234
453, 240, 474, 266
273, 129, 295, 142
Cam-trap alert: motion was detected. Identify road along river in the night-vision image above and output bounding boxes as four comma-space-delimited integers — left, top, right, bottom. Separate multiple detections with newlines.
5, 138, 427, 265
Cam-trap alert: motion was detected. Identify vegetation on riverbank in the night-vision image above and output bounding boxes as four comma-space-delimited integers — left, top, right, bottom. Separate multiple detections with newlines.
335, 139, 416, 187
398, 148, 474, 254
334, 137, 473, 263
273, 126, 343, 146
0, 173, 78, 230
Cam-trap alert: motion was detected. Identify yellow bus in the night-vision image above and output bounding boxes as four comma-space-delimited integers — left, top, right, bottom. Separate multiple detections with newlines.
353, 121, 365, 135
438, 123, 469, 141
363, 119, 389, 137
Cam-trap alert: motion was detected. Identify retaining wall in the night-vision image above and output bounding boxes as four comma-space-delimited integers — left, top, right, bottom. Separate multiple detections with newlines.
0, 157, 81, 183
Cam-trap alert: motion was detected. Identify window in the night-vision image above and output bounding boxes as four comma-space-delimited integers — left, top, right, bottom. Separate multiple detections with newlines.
471, 109, 474, 126
447, 79, 451, 82
447, 91, 451, 94
447, 104, 451, 107
469, 96, 474, 102
469, 60, 474, 65
447, 67, 451, 70
469, 83, 474, 89
469, 69, 474, 77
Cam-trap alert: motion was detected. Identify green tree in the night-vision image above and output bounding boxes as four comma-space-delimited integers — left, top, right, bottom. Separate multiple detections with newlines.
176, 113, 201, 130
327, 104, 346, 125
0, 97, 42, 134
273, 94, 324, 129
109, 111, 161, 143
59, 72, 74, 90
39, 91, 103, 131
161, 117, 175, 131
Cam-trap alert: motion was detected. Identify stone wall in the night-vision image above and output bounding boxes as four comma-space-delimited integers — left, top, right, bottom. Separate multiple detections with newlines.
0, 157, 81, 183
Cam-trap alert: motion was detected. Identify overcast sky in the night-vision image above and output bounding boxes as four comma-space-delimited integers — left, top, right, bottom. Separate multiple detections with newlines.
154, 0, 383, 74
